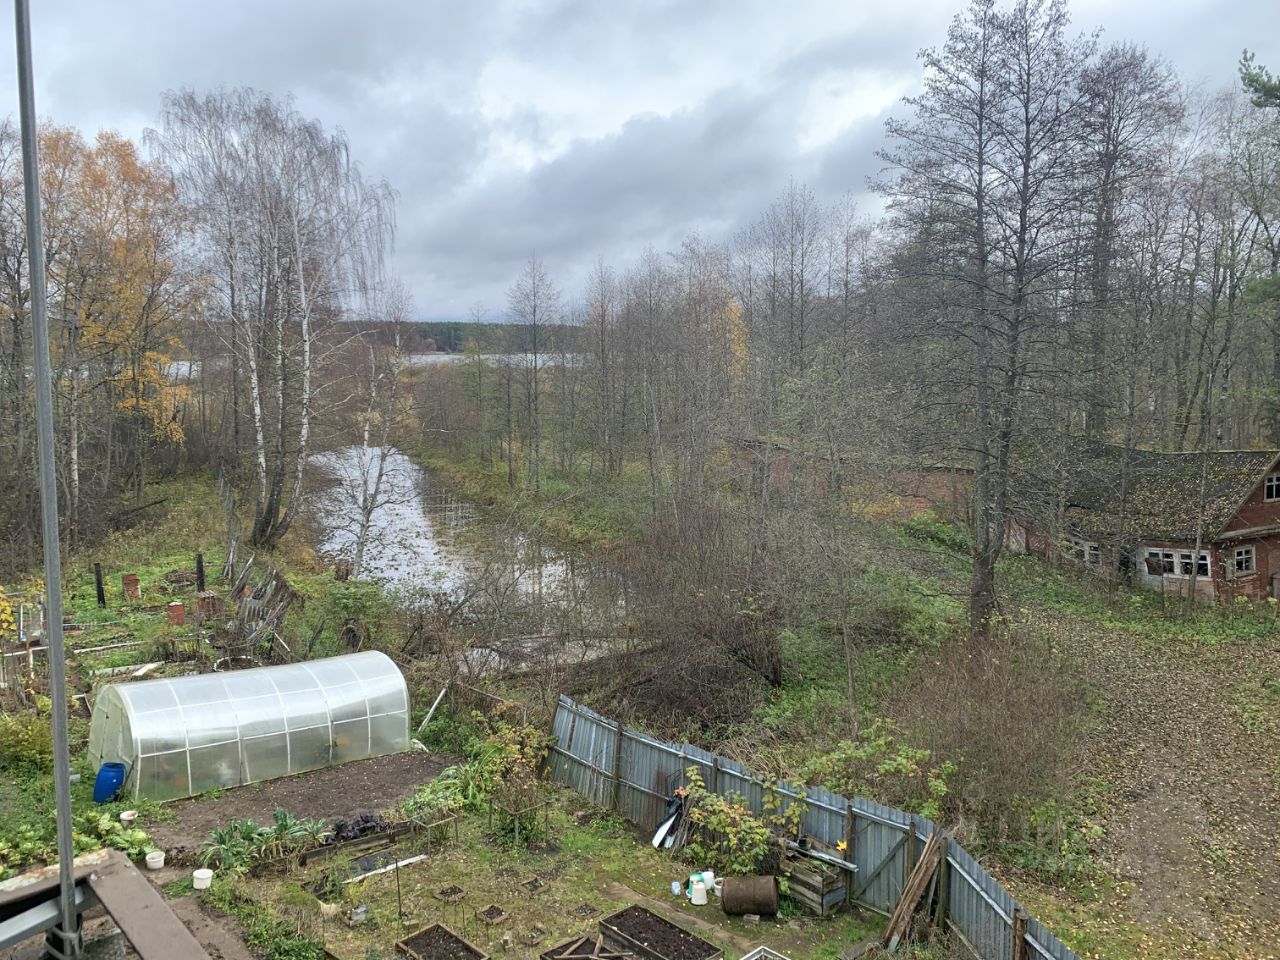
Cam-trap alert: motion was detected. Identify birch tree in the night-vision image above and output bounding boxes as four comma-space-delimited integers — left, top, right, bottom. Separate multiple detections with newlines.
150, 88, 395, 548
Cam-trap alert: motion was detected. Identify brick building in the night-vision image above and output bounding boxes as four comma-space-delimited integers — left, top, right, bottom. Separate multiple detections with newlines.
1007, 447, 1280, 601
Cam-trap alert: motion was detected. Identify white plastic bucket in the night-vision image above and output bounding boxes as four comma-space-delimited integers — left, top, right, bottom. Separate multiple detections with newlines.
119, 810, 138, 826
145, 850, 165, 870
192, 868, 213, 890
712, 879, 724, 898
690, 880, 708, 906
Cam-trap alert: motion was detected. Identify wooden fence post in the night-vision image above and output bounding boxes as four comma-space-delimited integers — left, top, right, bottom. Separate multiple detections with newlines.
196, 552, 206, 592
93, 563, 106, 608
610, 720, 624, 810
1012, 908, 1029, 960
710, 755, 720, 796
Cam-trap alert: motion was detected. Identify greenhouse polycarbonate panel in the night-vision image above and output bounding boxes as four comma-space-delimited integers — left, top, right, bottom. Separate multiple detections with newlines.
87, 651, 410, 801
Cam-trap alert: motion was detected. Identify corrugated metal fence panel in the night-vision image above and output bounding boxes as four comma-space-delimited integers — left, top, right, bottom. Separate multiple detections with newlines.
948, 843, 1014, 959
547, 697, 1079, 960
1027, 917, 1076, 960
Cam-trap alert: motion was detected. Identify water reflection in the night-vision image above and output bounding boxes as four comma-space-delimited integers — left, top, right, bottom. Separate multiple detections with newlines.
309, 446, 630, 671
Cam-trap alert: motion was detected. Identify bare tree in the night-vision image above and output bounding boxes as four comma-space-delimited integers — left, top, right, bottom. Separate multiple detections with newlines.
149, 88, 395, 548
507, 253, 560, 492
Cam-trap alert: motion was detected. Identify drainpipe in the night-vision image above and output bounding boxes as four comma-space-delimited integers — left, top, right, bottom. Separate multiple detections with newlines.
13, 2, 81, 955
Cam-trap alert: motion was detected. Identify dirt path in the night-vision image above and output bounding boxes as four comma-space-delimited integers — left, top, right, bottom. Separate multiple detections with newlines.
1047, 611, 1280, 956
166, 895, 256, 960
149, 751, 448, 862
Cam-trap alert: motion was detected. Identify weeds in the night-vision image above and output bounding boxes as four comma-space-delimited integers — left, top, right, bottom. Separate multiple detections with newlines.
204, 876, 325, 960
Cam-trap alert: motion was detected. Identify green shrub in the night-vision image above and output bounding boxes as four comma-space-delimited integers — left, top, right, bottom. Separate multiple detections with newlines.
799, 720, 956, 822
903, 513, 969, 554
998, 796, 1106, 894
0, 709, 54, 773
682, 768, 774, 877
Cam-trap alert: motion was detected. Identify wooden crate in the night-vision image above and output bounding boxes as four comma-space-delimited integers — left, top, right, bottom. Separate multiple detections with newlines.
784, 855, 847, 916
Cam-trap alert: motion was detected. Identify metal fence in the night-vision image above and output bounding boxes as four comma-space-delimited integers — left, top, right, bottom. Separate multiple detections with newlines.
547, 695, 1078, 960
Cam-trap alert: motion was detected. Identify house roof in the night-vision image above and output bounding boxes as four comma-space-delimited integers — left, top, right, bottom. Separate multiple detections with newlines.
1013, 443, 1280, 543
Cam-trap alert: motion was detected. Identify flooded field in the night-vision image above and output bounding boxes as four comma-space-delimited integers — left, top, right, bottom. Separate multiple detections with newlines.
309, 446, 632, 672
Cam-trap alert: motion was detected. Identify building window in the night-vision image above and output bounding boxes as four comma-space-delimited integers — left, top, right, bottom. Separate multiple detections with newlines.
1177, 552, 1210, 577
1267, 475, 1280, 501
1071, 538, 1101, 566
1177, 552, 1208, 576
1235, 546, 1256, 574
1146, 548, 1209, 577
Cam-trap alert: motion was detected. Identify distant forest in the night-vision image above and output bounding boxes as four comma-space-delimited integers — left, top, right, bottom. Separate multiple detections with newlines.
360, 320, 583, 354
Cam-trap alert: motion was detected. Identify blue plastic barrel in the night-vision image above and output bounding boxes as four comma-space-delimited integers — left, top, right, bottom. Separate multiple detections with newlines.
93, 762, 127, 803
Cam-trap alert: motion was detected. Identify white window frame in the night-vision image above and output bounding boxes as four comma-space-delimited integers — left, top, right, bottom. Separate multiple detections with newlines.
1070, 537, 1101, 567
1235, 546, 1256, 575
1177, 551, 1210, 578
1266, 474, 1280, 502
1145, 548, 1207, 578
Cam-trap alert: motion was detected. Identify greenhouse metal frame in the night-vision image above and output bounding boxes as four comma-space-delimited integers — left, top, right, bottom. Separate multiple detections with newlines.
87, 651, 410, 801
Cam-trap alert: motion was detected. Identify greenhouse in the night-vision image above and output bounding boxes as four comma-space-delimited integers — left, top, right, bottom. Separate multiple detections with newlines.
87, 651, 410, 802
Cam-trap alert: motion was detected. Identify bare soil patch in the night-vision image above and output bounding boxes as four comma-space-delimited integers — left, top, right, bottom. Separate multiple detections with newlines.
398, 922, 488, 960
148, 751, 447, 859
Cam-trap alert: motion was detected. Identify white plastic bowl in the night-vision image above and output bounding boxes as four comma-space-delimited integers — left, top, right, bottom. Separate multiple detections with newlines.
192, 868, 213, 890
119, 810, 138, 825
145, 850, 165, 870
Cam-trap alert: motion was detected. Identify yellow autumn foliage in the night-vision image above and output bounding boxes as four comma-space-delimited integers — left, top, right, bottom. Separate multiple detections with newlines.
48, 129, 190, 444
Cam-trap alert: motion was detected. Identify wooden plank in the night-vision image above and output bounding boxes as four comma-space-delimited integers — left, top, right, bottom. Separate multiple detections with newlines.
905, 817, 919, 890
882, 830, 944, 951
87, 850, 209, 959
1012, 909, 1029, 960
932, 840, 951, 929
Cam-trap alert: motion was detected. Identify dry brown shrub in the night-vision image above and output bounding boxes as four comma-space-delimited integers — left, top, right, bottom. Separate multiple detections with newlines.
890, 630, 1089, 838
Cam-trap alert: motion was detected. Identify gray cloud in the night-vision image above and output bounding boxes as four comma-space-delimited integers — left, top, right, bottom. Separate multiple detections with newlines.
1, 0, 1275, 319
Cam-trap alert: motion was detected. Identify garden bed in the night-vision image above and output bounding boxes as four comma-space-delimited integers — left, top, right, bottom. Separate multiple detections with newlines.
599, 906, 723, 960
396, 922, 489, 960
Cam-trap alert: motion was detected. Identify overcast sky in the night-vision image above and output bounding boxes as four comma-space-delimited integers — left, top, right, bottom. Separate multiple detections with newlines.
4, 0, 1277, 320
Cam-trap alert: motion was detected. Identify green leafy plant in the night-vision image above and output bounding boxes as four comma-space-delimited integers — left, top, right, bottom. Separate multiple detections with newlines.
682, 767, 774, 877
998, 796, 1105, 894
200, 808, 327, 874
799, 720, 957, 822
71, 812, 153, 859
403, 710, 554, 820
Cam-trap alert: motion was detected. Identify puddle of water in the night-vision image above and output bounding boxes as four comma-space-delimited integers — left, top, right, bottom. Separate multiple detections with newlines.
310, 446, 471, 592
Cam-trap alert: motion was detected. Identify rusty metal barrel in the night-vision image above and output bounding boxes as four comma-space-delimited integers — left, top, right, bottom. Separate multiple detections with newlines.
720, 876, 779, 915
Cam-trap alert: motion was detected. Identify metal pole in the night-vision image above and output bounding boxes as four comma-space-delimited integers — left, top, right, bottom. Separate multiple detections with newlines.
13, 1, 80, 955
